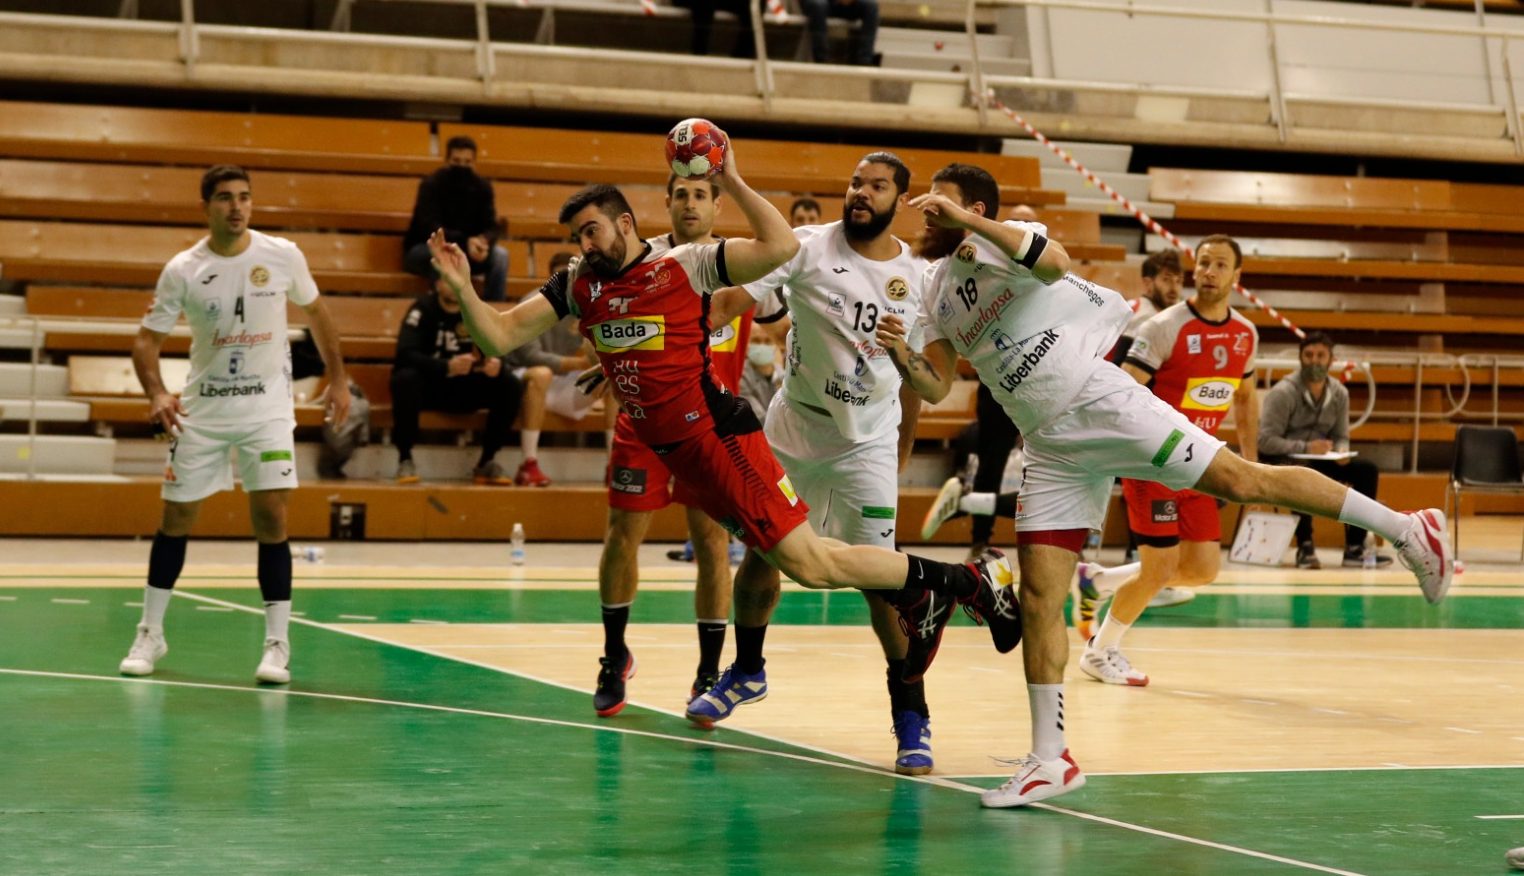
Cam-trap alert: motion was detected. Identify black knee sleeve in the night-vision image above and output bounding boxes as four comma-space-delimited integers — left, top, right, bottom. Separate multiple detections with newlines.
148, 531, 188, 591
257, 540, 293, 602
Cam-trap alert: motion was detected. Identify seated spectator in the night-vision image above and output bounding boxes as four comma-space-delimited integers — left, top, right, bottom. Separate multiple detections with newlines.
1257, 331, 1392, 569
799, 0, 879, 65
391, 275, 525, 485
674, 0, 760, 58
504, 252, 597, 487
739, 319, 783, 417
402, 136, 508, 301
789, 196, 822, 227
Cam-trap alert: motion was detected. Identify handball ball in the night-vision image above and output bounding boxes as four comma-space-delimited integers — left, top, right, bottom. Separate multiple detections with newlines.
666, 118, 728, 179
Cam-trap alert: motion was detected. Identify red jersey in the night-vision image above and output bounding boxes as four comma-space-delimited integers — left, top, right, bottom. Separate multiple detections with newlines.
1124, 301, 1258, 435
648, 234, 752, 392
541, 239, 756, 445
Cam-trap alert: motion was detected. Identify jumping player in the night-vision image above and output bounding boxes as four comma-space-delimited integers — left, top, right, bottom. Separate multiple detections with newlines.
876, 162, 1452, 809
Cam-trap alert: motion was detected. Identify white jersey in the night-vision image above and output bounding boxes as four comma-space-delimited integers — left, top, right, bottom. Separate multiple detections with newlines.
1123, 296, 1161, 336
922, 221, 1132, 434
743, 222, 929, 442
142, 229, 319, 427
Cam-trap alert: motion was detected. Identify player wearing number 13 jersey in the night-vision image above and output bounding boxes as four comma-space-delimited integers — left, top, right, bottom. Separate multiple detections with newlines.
877, 164, 1452, 810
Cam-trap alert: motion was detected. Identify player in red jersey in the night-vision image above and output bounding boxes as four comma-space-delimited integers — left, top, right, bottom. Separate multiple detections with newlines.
429, 135, 1020, 720
596, 173, 755, 718
1073, 235, 1259, 686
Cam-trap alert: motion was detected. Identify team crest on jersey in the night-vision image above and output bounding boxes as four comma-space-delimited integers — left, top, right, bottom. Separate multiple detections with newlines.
204, 298, 222, 320
1181, 376, 1240, 411
826, 293, 845, 317
937, 297, 954, 319
1234, 333, 1251, 353
593, 315, 666, 352
1187, 334, 1202, 354
649, 267, 672, 288
956, 243, 976, 264
885, 277, 909, 302
249, 266, 270, 287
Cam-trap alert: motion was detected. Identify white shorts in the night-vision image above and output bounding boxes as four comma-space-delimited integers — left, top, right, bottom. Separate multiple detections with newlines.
161, 418, 299, 503
765, 394, 900, 547
544, 372, 596, 420
1015, 365, 1223, 533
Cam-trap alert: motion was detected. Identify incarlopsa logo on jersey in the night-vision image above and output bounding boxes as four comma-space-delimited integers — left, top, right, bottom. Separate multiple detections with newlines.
593, 315, 666, 352
1181, 376, 1240, 411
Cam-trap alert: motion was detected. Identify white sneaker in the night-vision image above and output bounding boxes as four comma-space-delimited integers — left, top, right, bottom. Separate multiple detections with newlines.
1079, 640, 1149, 686
1394, 509, 1453, 604
920, 476, 965, 541
1148, 586, 1196, 609
119, 624, 167, 676
255, 638, 291, 684
981, 749, 1086, 808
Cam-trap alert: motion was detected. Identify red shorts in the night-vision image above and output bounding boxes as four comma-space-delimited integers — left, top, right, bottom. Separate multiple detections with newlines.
1122, 478, 1221, 547
655, 428, 810, 553
606, 415, 700, 512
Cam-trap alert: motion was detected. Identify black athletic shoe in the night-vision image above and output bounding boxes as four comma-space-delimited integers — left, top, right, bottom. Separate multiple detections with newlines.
960, 551, 1022, 653
898, 590, 955, 684
1296, 541, 1322, 570
593, 651, 636, 717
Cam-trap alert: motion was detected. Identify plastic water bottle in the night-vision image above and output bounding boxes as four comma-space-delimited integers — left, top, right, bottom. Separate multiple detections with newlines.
290, 545, 325, 563
510, 523, 526, 566
1362, 533, 1377, 570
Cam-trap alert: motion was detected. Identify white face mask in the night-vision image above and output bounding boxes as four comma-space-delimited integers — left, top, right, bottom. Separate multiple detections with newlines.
747, 343, 776, 366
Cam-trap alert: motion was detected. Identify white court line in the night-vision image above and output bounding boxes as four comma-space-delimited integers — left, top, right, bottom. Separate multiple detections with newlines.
1446, 727, 1483, 735
337, 614, 377, 621
945, 762, 1524, 779
408, 619, 447, 625
167, 589, 1377, 876
1169, 690, 1213, 699
51, 598, 89, 605
1476, 815, 1524, 820
193, 605, 234, 613
0, 595, 17, 601
124, 601, 143, 608
1121, 644, 1524, 669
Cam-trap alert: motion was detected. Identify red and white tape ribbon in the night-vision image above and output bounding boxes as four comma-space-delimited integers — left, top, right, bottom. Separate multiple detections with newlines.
981, 91, 1359, 380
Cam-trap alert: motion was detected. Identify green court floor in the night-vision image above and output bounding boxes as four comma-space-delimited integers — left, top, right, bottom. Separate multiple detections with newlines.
3, 583, 1522, 875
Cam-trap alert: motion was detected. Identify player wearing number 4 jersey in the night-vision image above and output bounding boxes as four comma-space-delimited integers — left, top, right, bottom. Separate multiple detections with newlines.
439, 134, 1021, 742
119, 165, 351, 686
1075, 235, 1260, 687
876, 163, 1453, 810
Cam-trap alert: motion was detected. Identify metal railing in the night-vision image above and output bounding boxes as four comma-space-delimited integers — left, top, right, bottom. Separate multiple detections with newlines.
120, 0, 1524, 153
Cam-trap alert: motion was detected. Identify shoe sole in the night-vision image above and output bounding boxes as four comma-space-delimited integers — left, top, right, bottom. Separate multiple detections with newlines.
920, 477, 962, 541
980, 773, 1087, 808
255, 670, 291, 685
119, 662, 155, 677
1147, 592, 1196, 609
894, 763, 933, 776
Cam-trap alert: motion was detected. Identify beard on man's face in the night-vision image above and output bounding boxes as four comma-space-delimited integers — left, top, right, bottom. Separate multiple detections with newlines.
842, 198, 896, 241
583, 236, 628, 278
915, 225, 964, 261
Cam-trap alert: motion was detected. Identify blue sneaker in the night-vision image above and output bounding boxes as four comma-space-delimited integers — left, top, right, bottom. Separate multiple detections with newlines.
685, 663, 767, 726
893, 711, 933, 776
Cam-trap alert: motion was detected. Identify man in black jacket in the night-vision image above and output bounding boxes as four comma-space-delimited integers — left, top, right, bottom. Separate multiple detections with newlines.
402, 136, 508, 301
391, 275, 524, 484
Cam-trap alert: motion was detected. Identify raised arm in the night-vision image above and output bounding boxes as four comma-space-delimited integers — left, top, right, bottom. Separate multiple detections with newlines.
909, 193, 1070, 284
708, 141, 799, 285
428, 228, 559, 357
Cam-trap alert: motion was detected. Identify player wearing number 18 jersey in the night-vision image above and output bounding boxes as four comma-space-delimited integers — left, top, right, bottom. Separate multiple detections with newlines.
877, 163, 1452, 810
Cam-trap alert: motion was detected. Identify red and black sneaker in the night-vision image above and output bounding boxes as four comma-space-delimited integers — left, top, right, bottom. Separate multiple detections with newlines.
593, 651, 636, 717
960, 550, 1022, 653
898, 589, 954, 684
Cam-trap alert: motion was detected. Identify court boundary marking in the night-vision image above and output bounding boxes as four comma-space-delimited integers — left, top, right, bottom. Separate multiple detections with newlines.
145, 588, 1375, 876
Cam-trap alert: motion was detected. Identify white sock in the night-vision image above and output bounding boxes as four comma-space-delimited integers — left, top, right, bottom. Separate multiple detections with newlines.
959, 491, 996, 516
1028, 683, 1066, 760
522, 430, 541, 460
1337, 489, 1407, 544
1090, 561, 1141, 597
264, 601, 292, 642
141, 586, 173, 631
1094, 612, 1130, 651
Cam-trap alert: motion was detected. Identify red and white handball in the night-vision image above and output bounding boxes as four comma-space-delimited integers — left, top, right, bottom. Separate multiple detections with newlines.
665, 118, 728, 179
